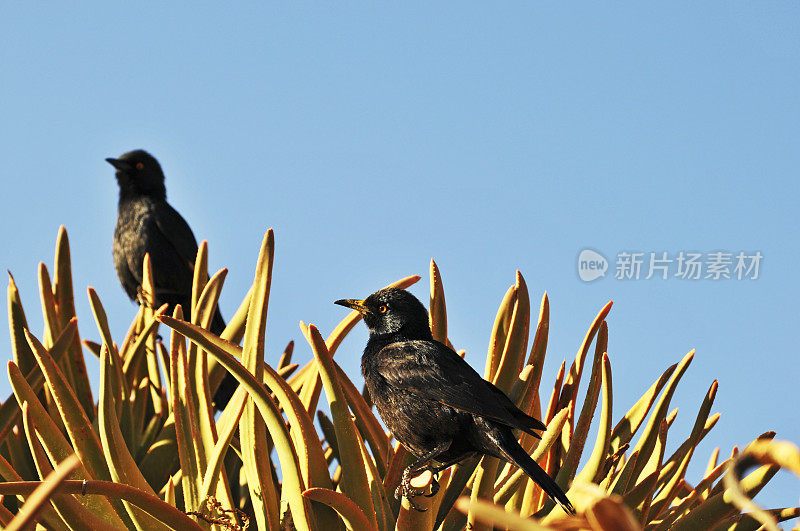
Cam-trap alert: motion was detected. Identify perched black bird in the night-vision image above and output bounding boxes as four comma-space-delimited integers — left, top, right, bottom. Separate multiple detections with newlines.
108, 149, 236, 407
335, 288, 575, 514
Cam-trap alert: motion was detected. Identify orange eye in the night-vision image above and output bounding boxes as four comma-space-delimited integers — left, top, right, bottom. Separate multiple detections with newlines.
136, 162, 144, 170
378, 305, 388, 313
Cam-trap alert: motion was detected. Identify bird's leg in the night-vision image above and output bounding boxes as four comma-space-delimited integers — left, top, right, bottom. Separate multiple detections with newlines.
135, 286, 155, 309
396, 442, 451, 511
424, 454, 470, 498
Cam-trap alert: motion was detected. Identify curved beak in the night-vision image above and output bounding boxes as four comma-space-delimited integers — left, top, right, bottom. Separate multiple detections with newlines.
334, 298, 367, 314
105, 157, 130, 171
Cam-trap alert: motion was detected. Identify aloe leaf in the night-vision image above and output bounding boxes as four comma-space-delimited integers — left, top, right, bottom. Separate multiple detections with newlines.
22, 404, 117, 529
555, 332, 605, 488
613, 350, 694, 494
237, 230, 283, 531
303, 488, 377, 531
574, 352, 613, 485
429, 259, 447, 343
0, 320, 75, 442
167, 310, 202, 514
99, 346, 169, 530
200, 386, 247, 499
484, 284, 517, 381
159, 314, 312, 530
491, 272, 530, 394
0, 451, 69, 530
7, 272, 36, 376
37, 262, 59, 348
24, 330, 110, 482
650, 380, 718, 517
456, 496, 549, 531
8, 362, 126, 525
333, 360, 389, 476
52, 226, 94, 418
4, 454, 80, 531
557, 301, 613, 423
609, 361, 677, 455
669, 463, 779, 530
304, 323, 377, 530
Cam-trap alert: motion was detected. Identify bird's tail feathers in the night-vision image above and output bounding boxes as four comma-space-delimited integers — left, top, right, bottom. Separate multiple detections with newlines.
498, 433, 575, 515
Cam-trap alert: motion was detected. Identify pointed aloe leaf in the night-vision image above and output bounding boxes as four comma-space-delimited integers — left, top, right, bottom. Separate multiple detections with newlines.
305, 323, 377, 530
99, 347, 170, 530
429, 259, 447, 343
333, 360, 389, 476
526, 292, 550, 411
4, 454, 80, 531
8, 362, 126, 526
167, 311, 202, 513
557, 301, 613, 425
650, 380, 719, 516
122, 304, 168, 374
159, 314, 312, 530
614, 350, 694, 494
201, 386, 247, 499
87, 287, 130, 403
24, 330, 110, 482
237, 229, 281, 531
0, 320, 75, 442
0, 450, 70, 530
7, 272, 35, 375
22, 404, 117, 530
553, 334, 605, 491
609, 361, 677, 455
169, 316, 336, 528
492, 272, 530, 394
37, 262, 59, 348
190, 240, 209, 320
484, 284, 517, 381
574, 352, 613, 485
670, 463, 779, 531
52, 226, 94, 418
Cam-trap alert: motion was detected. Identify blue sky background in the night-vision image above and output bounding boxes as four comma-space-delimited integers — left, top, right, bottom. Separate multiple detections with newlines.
2, 3, 798, 518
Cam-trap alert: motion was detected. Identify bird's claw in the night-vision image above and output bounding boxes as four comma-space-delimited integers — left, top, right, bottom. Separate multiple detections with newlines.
395, 473, 428, 512
424, 476, 440, 498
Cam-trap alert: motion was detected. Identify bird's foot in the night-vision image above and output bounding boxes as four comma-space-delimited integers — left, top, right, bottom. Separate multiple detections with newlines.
135, 286, 155, 309
395, 473, 427, 512
424, 475, 440, 498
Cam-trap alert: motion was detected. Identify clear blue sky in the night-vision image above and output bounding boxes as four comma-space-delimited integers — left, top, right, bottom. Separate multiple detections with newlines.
2, 3, 798, 516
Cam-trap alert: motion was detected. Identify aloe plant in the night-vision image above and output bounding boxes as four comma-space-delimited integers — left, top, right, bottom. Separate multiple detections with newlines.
0, 226, 796, 530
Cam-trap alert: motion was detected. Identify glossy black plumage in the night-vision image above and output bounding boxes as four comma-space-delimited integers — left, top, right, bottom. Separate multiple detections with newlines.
109, 149, 236, 408
335, 288, 574, 514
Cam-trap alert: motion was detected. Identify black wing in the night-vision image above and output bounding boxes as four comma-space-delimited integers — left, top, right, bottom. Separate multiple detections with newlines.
132, 202, 198, 301
152, 201, 199, 270
375, 340, 545, 435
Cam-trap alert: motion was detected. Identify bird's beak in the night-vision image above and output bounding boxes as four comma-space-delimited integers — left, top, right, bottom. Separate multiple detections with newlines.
334, 298, 367, 314
105, 157, 130, 171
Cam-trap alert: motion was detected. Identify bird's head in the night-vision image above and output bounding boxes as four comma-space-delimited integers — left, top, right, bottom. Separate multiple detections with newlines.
335, 288, 432, 339
106, 150, 166, 199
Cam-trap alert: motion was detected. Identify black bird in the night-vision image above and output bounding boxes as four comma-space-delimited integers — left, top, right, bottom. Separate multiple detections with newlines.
335, 288, 575, 514
108, 149, 236, 408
